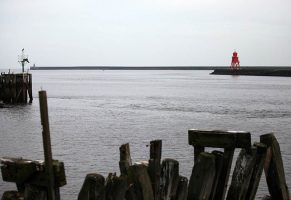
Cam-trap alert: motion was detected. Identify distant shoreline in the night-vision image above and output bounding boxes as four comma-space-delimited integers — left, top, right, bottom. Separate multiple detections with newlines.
29, 66, 291, 71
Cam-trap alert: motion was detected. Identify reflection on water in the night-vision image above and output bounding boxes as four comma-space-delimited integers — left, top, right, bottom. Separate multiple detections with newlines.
1, 70, 291, 199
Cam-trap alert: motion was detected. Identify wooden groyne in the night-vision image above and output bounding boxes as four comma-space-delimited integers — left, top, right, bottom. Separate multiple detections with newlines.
211, 68, 291, 77
0, 72, 33, 104
1, 91, 290, 199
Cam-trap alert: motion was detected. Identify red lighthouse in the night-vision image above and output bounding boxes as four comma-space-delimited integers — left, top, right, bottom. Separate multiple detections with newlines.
230, 51, 240, 70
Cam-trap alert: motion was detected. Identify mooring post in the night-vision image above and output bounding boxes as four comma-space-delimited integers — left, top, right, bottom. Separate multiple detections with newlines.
39, 90, 56, 200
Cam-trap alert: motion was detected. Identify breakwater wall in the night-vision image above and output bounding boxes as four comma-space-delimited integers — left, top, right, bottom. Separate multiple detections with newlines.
211, 68, 291, 77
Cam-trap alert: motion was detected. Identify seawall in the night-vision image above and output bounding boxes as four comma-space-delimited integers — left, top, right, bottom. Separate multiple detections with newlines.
211, 68, 291, 77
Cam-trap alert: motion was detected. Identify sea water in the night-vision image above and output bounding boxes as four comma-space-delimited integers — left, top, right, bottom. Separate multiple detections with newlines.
1, 70, 291, 199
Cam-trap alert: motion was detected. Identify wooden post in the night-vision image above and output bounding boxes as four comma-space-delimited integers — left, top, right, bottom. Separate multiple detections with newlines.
246, 143, 268, 200
160, 159, 179, 200
28, 74, 33, 103
105, 173, 128, 200
39, 90, 56, 200
194, 146, 205, 164
78, 173, 105, 200
209, 151, 224, 200
187, 152, 216, 200
176, 176, 188, 200
119, 143, 132, 176
226, 147, 257, 200
128, 164, 154, 200
260, 133, 290, 200
148, 140, 162, 200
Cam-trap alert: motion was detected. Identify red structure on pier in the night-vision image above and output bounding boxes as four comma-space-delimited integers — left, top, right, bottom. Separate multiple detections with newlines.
230, 51, 240, 70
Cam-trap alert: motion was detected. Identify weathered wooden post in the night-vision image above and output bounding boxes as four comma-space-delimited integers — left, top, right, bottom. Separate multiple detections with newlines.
148, 140, 162, 200
260, 133, 290, 200
39, 90, 56, 200
246, 142, 268, 200
28, 73, 33, 103
187, 152, 216, 200
226, 147, 257, 200
128, 164, 154, 200
160, 159, 179, 200
105, 173, 128, 200
78, 173, 105, 200
119, 143, 132, 176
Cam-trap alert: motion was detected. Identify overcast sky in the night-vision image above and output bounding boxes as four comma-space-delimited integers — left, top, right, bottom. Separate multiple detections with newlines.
1, 0, 290, 68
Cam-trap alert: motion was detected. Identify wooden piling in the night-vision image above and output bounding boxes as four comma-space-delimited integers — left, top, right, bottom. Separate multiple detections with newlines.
78, 173, 105, 200
176, 176, 188, 200
160, 159, 179, 200
246, 142, 268, 200
209, 151, 224, 200
0, 73, 32, 104
39, 90, 56, 200
260, 133, 290, 200
105, 173, 128, 200
119, 143, 132, 176
128, 164, 154, 200
148, 140, 162, 200
226, 147, 257, 200
187, 152, 216, 200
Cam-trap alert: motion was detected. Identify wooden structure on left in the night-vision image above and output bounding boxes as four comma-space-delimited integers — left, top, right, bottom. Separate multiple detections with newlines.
0, 72, 33, 104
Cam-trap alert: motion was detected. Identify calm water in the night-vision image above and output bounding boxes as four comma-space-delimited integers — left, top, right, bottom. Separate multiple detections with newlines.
1, 70, 291, 199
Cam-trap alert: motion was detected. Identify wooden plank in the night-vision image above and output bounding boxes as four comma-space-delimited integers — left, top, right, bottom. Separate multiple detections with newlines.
226, 147, 257, 200
188, 152, 216, 200
188, 129, 251, 149
260, 133, 290, 200
160, 159, 180, 200
78, 173, 105, 200
246, 143, 268, 200
119, 143, 132, 176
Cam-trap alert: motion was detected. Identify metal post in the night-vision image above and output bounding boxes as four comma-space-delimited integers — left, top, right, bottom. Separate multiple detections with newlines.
39, 90, 55, 200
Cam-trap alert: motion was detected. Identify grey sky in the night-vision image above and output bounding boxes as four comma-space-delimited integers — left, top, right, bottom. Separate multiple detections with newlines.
1, 0, 290, 68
